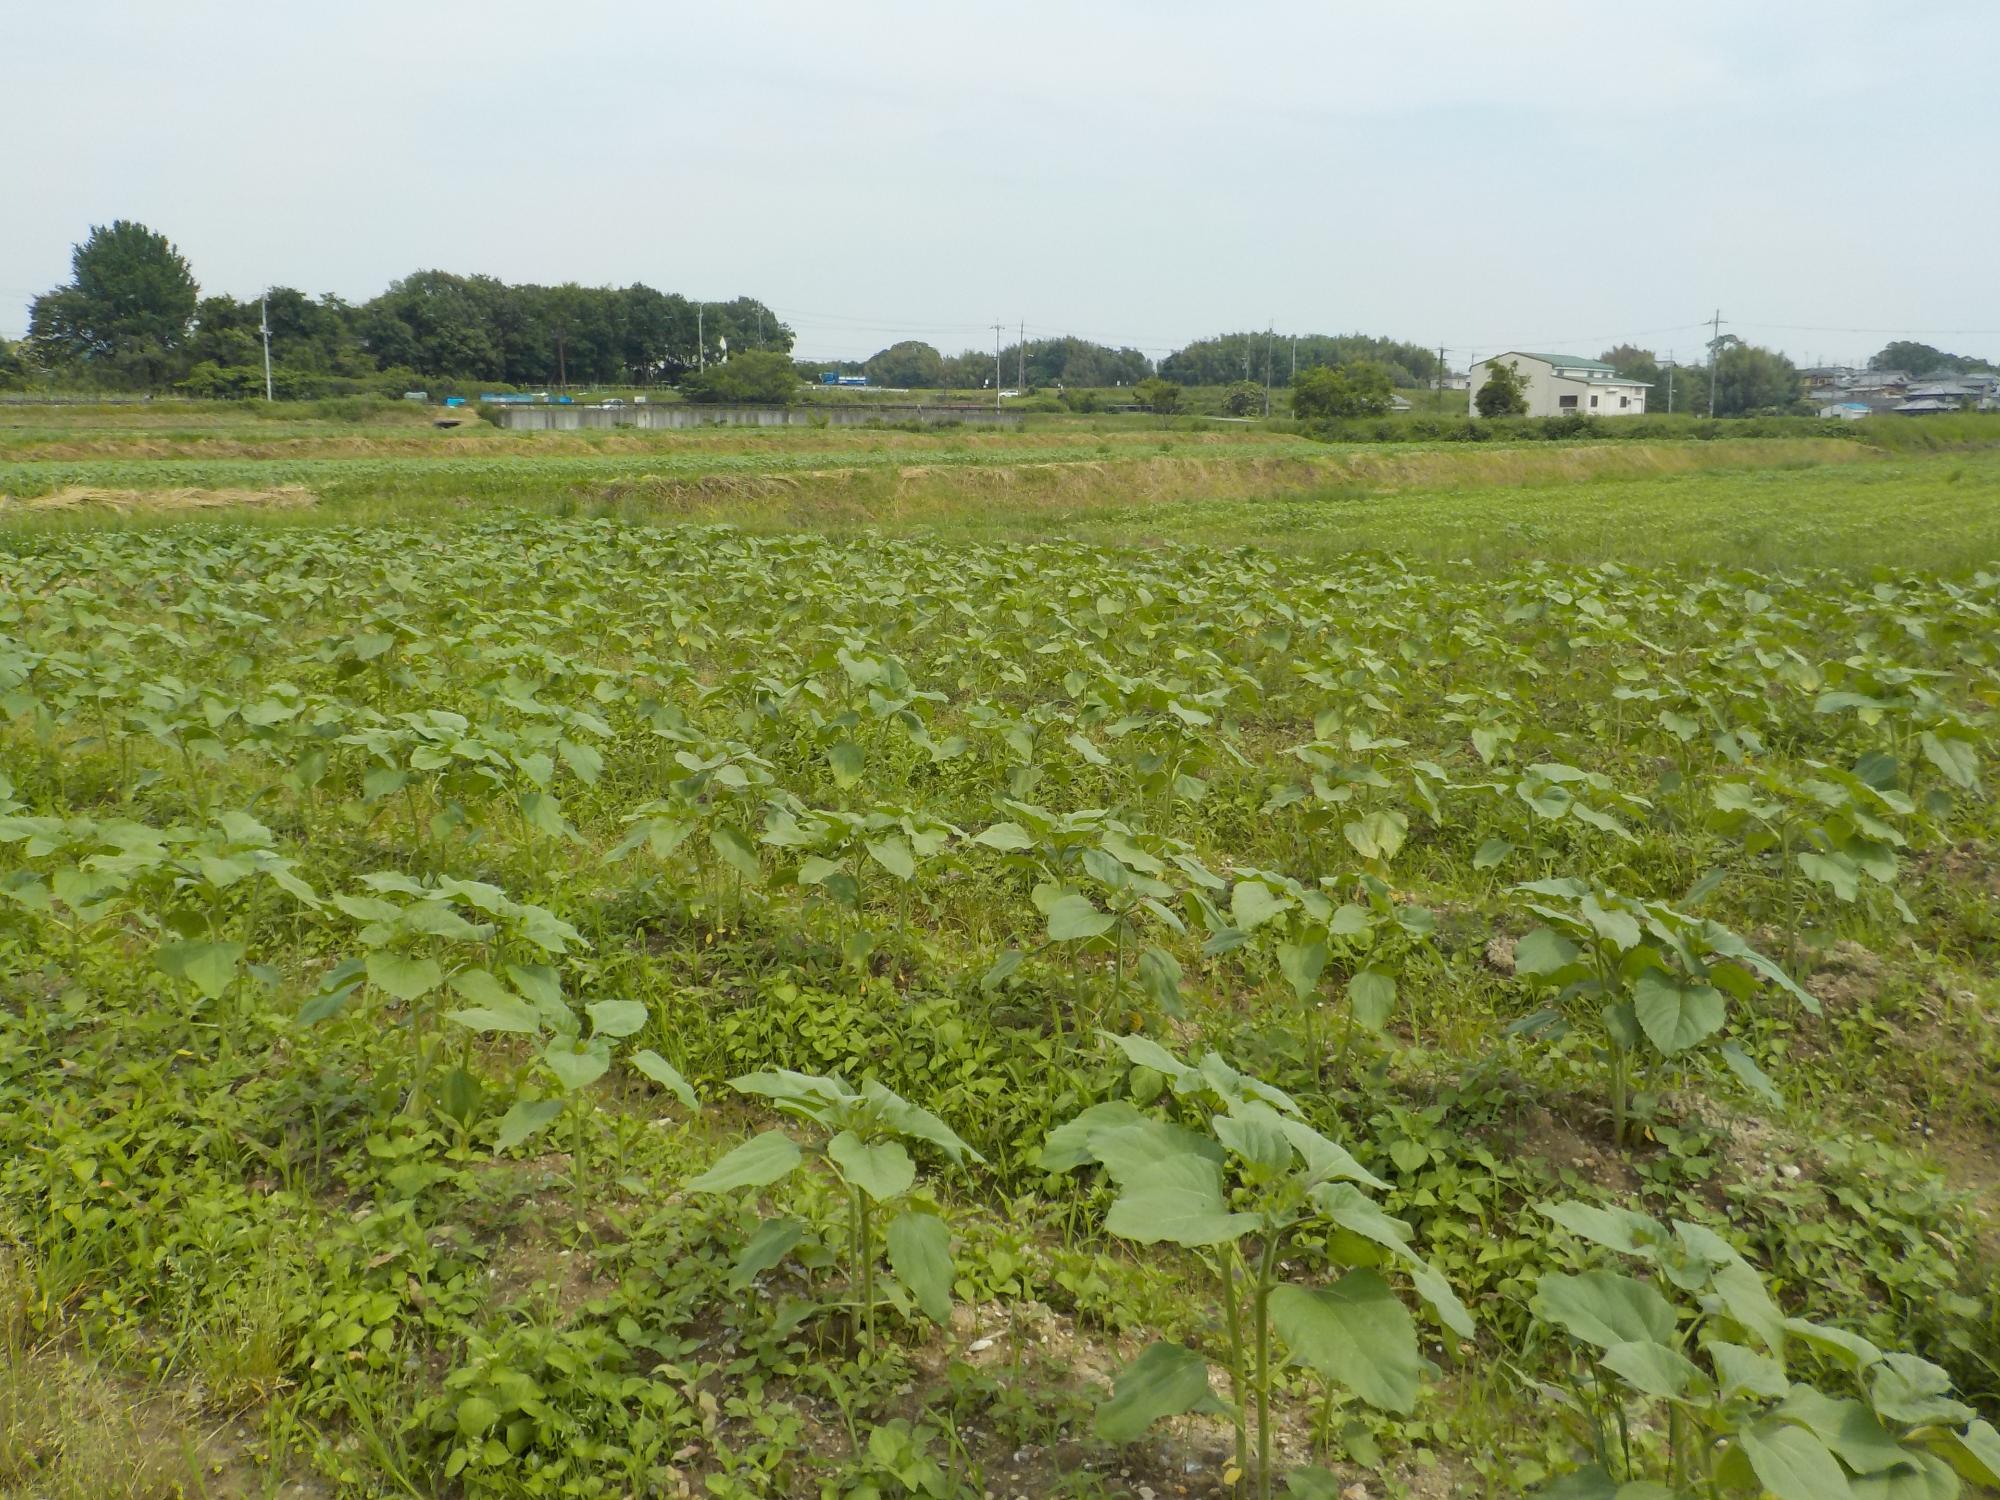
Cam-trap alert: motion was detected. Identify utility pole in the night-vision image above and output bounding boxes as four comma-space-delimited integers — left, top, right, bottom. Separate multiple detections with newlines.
260, 291, 274, 402
1436, 343, 1446, 413
1017, 318, 1025, 393
991, 322, 1004, 413
1262, 322, 1274, 417
1290, 336, 1297, 384
1706, 308, 1725, 418
1666, 351, 1675, 415
697, 305, 705, 371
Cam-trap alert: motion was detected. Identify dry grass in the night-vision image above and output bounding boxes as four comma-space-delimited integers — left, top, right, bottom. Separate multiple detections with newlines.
586, 439, 1871, 530
0, 485, 318, 514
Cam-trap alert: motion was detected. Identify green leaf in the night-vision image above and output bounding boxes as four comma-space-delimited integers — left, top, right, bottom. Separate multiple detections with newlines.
1919, 730, 1978, 791
865, 836, 915, 882
493, 1098, 564, 1151
1632, 968, 1726, 1055
1539, 1200, 1667, 1256
1343, 809, 1407, 864
826, 740, 864, 787
156, 939, 245, 1001
456, 1394, 500, 1438
1847, 1450, 1967, 1500
1101, 1029, 1190, 1078
1935, 1420, 2000, 1487
1514, 926, 1581, 979
971, 821, 1034, 851
1738, 1421, 1851, 1500
1104, 1156, 1259, 1247
1212, 1105, 1294, 1174
688, 1130, 801, 1193
863, 1080, 983, 1165
446, 999, 544, 1035
827, 1132, 916, 1201
1094, 1342, 1220, 1444
1040, 1101, 1146, 1172
1708, 1341, 1790, 1402
1230, 879, 1291, 932
1276, 940, 1327, 1004
1784, 1317, 1883, 1373
1404, 1257, 1476, 1340
1777, 1384, 1912, 1475
586, 998, 648, 1039
1283, 1469, 1343, 1500
1347, 969, 1396, 1032
1535, 1270, 1676, 1350
1719, 1040, 1783, 1106
729, 1216, 805, 1290
1311, 1181, 1415, 1256
628, 1049, 698, 1109
979, 947, 1024, 991
1278, 1118, 1387, 1190
1046, 892, 1114, 942
709, 825, 762, 883
1869, 1353, 1975, 1427
542, 1038, 610, 1093
1270, 1271, 1421, 1413
885, 1211, 953, 1323
1600, 1338, 1708, 1400
366, 950, 442, 1003
1532, 1466, 1618, 1500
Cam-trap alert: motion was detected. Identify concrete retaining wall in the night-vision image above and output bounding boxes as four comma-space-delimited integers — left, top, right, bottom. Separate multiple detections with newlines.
493, 403, 1021, 431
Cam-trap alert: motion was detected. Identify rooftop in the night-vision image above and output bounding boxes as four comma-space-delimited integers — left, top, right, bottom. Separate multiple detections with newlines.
1518, 352, 1618, 372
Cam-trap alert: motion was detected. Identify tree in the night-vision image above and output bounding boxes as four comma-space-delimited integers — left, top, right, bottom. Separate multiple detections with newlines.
0, 337, 25, 390
863, 340, 944, 389
28, 220, 198, 389
1160, 331, 1437, 389
1222, 380, 1264, 416
1870, 340, 1994, 376
1710, 343, 1804, 415
1600, 344, 1665, 392
1135, 377, 1181, 413
679, 349, 800, 404
1291, 362, 1394, 419
1474, 359, 1529, 418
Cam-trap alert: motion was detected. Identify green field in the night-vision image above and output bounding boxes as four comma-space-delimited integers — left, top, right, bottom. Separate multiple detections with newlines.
2, 407, 1998, 1498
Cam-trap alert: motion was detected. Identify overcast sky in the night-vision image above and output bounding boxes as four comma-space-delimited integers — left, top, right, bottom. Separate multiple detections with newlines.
6, 2, 1997, 367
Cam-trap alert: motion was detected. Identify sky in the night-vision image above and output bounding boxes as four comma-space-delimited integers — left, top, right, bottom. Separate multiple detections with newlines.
6, 1, 1999, 368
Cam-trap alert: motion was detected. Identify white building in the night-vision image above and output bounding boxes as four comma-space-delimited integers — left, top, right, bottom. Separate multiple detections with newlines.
1468, 352, 1650, 417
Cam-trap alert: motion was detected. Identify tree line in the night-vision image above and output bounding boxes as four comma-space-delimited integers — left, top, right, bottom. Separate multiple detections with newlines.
10, 221, 792, 396
7, 220, 1986, 403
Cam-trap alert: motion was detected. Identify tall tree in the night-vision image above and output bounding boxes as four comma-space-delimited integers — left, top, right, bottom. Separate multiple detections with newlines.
1711, 344, 1803, 415
1600, 344, 1664, 393
28, 220, 199, 388
862, 340, 945, 388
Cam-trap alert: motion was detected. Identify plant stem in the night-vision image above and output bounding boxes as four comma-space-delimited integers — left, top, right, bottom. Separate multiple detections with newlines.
1221, 1249, 1249, 1489
858, 1194, 875, 1353
1253, 1232, 1281, 1500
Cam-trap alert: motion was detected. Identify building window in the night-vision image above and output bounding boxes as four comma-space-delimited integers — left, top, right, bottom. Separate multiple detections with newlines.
1559, 394, 1578, 410
1620, 396, 1630, 409
1590, 395, 1599, 408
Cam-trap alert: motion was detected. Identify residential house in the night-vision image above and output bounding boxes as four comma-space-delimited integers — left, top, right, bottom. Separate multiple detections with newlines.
1467, 352, 1650, 417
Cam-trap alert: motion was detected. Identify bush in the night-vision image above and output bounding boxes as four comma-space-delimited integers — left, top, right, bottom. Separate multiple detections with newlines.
1474, 359, 1530, 417
1292, 362, 1394, 419
1134, 377, 1181, 414
679, 351, 802, 405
